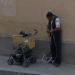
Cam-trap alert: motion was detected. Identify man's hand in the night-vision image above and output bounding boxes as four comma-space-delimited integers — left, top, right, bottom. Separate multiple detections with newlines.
47, 29, 51, 37
47, 29, 50, 33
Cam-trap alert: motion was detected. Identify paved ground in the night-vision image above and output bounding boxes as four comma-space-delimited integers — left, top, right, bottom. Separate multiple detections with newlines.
0, 56, 75, 75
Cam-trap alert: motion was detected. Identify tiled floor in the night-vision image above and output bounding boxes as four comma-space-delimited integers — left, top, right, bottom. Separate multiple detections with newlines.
0, 56, 75, 75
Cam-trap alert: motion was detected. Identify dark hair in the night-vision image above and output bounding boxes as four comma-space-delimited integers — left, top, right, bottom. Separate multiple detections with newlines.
46, 12, 53, 18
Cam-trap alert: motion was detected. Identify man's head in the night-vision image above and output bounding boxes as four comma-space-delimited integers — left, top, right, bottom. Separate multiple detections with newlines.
46, 12, 53, 20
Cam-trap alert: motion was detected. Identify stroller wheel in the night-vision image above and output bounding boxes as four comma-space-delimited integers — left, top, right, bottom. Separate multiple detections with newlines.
7, 56, 14, 65
23, 59, 30, 67
30, 56, 37, 64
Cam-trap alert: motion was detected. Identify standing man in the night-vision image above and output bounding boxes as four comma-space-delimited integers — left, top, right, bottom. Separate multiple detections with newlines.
46, 12, 62, 67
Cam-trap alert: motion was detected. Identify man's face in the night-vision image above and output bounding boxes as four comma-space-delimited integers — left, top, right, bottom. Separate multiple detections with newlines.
47, 16, 52, 20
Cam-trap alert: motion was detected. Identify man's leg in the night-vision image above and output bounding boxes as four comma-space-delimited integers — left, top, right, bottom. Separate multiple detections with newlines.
53, 32, 62, 66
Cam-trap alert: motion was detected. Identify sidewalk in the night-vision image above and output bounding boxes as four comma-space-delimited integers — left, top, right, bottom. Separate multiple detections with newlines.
0, 56, 75, 75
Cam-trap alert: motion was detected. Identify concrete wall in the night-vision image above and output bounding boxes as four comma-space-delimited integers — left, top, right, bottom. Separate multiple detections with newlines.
0, 0, 75, 64
0, 0, 16, 16
0, 0, 75, 41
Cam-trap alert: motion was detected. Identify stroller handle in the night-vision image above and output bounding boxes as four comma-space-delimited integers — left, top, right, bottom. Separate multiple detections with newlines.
33, 29, 38, 36
0, 29, 38, 38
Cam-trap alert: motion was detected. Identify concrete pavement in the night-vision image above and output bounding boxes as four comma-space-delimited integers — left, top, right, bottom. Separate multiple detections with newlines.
0, 56, 75, 75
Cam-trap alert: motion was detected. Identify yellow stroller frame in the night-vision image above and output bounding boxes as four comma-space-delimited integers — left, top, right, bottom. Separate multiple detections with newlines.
7, 29, 38, 67
11, 29, 37, 49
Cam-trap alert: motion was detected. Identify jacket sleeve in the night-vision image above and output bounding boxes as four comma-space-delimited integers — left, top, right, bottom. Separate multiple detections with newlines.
47, 22, 51, 30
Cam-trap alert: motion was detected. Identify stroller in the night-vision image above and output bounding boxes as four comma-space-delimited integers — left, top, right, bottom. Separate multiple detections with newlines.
7, 29, 38, 67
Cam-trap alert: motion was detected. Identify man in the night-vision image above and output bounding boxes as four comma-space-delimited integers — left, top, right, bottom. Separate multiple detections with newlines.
46, 12, 62, 67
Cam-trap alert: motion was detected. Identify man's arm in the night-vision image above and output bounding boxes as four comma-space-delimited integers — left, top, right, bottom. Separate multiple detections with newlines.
47, 23, 51, 33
